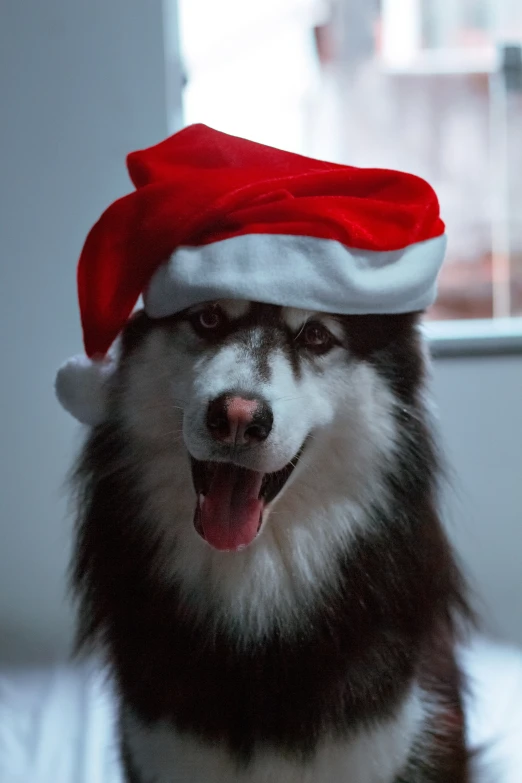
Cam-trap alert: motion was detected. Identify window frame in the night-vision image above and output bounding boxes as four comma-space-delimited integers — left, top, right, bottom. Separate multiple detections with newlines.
424, 316, 522, 356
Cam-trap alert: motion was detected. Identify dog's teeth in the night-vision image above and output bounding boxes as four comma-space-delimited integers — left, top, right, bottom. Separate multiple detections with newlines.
199, 494, 205, 507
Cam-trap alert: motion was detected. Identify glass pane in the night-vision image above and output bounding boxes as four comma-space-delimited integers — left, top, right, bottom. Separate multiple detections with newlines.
505, 83, 522, 316
175, 0, 522, 321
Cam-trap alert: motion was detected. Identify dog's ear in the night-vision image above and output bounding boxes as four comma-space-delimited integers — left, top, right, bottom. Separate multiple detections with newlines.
55, 354, 116, 426
119, 309, 157, 357
339, 312, 422, 357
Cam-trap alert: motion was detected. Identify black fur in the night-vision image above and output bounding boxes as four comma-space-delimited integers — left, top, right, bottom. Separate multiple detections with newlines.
71, 307, 472, 781
121, 738, 147, 783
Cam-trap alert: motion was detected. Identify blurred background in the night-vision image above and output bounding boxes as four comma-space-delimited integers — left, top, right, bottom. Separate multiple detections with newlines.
0, 0, 521, 667
180, 0, 522, 321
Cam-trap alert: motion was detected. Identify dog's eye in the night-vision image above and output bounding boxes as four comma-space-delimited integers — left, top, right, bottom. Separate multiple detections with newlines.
190, 305, 226, 335
199, 308, 221, 329
300, 322, 333, 352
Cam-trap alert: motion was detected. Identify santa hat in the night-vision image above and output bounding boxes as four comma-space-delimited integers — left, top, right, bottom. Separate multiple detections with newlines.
56, 123, 446, 425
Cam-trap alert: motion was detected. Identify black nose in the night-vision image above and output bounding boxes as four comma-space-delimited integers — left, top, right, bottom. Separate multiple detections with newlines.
206, 394, 273, 445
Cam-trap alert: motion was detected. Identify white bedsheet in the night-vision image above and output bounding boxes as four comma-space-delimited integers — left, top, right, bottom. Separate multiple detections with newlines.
1, 637, 522, 783
0, 659, 122, 783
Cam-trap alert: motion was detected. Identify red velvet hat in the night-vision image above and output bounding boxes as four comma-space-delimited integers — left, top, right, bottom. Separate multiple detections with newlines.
56, 124, 446, 424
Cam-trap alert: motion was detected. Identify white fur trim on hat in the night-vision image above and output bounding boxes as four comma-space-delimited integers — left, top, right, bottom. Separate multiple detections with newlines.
143, 232, 447, 319
55, 354, 116, 426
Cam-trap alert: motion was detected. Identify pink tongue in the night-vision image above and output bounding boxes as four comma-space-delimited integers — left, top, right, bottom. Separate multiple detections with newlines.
200, 464, 264, 551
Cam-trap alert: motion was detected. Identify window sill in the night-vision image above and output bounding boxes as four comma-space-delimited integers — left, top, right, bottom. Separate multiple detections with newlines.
423, 317, 522, 358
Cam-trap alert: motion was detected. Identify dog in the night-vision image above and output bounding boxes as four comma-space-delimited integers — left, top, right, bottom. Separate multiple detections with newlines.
71, 299, 471, 782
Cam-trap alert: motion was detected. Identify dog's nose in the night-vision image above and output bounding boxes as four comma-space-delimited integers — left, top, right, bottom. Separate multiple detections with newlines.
206, 394, 273, 445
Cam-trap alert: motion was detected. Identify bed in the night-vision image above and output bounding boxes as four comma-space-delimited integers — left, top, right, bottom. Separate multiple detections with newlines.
1, 636, 521, 782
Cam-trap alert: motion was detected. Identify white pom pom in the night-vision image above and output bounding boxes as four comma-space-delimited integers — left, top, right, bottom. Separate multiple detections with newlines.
55, 355, 116, 426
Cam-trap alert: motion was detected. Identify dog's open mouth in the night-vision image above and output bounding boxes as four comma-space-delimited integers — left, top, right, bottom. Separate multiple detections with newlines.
191, 451, 302, 552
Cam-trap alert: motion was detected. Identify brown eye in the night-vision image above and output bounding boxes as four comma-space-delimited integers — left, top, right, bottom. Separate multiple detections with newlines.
300, 322, 333, 352
190, 305, 226, 335
199, 308, 221, 329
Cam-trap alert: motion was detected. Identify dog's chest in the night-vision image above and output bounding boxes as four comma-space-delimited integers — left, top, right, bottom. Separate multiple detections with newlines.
122, 690, 423, 783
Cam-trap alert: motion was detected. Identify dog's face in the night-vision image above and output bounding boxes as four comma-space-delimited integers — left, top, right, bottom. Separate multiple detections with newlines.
113, 300, 424, 631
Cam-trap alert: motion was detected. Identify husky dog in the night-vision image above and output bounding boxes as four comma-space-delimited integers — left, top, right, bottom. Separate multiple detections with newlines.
72, 299, 470, 782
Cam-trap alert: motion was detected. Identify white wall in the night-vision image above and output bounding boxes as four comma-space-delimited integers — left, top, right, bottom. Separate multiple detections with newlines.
0, 1, 520, 665
0, 0, 169, 663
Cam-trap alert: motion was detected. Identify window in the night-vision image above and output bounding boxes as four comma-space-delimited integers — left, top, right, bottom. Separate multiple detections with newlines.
174, 0, 522, 329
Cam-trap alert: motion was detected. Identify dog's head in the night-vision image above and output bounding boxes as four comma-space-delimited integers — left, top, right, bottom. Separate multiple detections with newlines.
80, 299, 432, 633
115, 298, 427, 539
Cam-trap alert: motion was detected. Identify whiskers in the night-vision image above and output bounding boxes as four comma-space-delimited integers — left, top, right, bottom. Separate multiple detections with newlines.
128, 399, 187, 415
160, 429, 186, 443
271, 395, 308, 404
288, 454, 301, 470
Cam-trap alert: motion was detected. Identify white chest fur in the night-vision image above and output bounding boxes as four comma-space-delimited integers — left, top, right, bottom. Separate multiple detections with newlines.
122, 686, 423, 783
